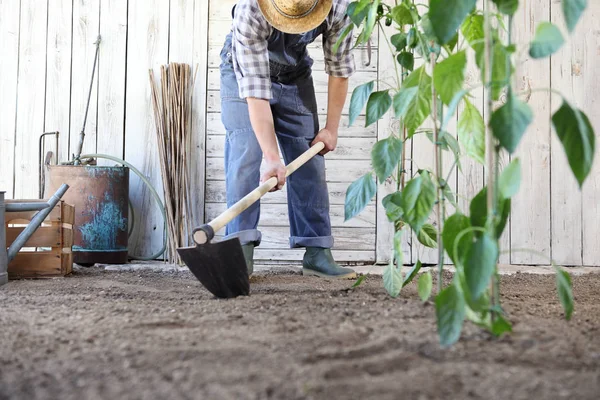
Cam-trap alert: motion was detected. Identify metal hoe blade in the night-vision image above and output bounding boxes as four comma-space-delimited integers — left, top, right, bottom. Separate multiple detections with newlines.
177, 238, 249, 299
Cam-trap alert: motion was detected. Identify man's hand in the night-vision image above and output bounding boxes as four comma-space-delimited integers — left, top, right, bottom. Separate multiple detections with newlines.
311, 127, 338, 156
261, 159, 287, 192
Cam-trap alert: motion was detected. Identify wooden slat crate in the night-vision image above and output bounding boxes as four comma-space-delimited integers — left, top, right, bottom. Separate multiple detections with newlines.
4, 200, 75, 279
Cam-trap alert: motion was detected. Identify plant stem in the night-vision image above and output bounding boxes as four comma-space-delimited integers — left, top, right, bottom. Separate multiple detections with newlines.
483, 0, 499, 322
430, 51, 444, 294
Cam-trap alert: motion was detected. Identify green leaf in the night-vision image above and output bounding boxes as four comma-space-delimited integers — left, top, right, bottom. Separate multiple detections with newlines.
434, 51, 467, 105
347, 0, 370, 26
490, 93, 533, 154
356, 0, 380, 46
401, 66, 432, 137
435, 284, 466, 347
465, 234, 498, 300
332, 24, 354, 53
383, 261, 403, 298
417, 223, 438, 249
429, 0, 477, 45
475, 43, 512, 101
345, 173, 376, 221
469, 187, 511, 239
461, 14, 484, 46
403, 260, 422, 287
491, 0, 519, 15
443, 213, 473, 266
442, 89, 470, 132
352, 275, 366, 288
397, 51, 415, 71
371, 136, 403, 182
390, 3, 414, 26
366, 90, 392, 126
394, 229, 404, 264
418, 272, 433, 302
391, 33, 407, 51
401, 172, 437, 233
562, 0, 587, 33
555, 266, 574, 320
529, 22, 565, 59
458, 98, 485, 164
448, 32, 459, 52
491, 314, 513, 336
499, 158, 521, 198
349, 81, 374, 126
393, 87, 418, 119
552, 102, 596, 187
382, 192, 404, 221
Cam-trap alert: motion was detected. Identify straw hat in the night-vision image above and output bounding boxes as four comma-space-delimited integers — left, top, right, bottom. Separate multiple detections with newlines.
257, 0, 333, 34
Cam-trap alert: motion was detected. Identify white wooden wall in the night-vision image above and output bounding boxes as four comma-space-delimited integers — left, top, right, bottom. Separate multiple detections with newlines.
1, 0, 598, 266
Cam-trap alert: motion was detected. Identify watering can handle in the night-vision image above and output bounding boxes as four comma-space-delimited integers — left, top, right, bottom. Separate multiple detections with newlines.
193, 141, 325, 245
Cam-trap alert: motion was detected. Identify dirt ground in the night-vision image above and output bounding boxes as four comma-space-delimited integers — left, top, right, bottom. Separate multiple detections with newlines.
1, 266, 599, 400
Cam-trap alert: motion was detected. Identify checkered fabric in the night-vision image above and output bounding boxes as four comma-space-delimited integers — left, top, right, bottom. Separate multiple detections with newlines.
231, 0, 355, 99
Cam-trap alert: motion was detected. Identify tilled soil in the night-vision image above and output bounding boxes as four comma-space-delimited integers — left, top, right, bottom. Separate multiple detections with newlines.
0, 266, 599, 400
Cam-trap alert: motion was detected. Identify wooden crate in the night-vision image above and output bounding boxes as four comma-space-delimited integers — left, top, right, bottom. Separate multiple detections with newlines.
4, 200, 75, 279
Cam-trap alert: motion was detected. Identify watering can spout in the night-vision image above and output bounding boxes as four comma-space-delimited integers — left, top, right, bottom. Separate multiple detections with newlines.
1, 184, 70, 285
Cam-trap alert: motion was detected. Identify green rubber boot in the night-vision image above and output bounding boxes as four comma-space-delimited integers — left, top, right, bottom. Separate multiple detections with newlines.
302, 247, 357, 279
242, 243, 254, 276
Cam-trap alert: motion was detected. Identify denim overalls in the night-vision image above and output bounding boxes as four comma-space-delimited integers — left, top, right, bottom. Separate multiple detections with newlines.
219, 18, 333, 249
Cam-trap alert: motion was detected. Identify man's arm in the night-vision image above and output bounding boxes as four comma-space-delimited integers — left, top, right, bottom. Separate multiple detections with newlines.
312, 76, 348, 155
247, 98, 286, 190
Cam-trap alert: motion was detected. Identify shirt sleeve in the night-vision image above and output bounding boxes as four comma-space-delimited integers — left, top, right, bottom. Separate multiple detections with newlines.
231, 0, 273, 99
323, 0, 356, 78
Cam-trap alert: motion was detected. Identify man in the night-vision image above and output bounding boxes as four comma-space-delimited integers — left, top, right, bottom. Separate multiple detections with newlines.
220, 0, 357, 278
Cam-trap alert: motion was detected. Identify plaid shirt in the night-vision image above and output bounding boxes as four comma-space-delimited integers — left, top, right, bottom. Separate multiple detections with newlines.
231, 0, 355, 100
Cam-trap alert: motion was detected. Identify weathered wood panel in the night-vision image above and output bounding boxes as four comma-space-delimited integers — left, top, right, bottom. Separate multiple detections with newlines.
511, 0, 551, 264
124, 0, 170, 257
0, 0, 21, 197
13, 0, 48, 198
44, 0, 73, 166
70, 0, 100, 158
97, 0, 127, 164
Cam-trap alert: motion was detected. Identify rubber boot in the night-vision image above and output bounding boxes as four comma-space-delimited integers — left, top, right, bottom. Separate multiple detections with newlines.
242, 243, 254, 276
302, 247, 357, 279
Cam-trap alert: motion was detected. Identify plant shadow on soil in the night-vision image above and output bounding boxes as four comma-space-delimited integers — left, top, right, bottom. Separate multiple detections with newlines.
0, 266, 599, 400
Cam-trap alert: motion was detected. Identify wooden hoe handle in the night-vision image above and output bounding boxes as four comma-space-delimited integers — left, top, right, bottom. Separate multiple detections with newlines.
193, 141, 325, 244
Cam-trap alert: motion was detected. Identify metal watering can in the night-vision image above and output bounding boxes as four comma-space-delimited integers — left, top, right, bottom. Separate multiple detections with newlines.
0, 184, 69, 286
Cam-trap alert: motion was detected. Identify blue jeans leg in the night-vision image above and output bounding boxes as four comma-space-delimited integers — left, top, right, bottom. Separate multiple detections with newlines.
273, 79, 334, 249
221, 68, 262, 246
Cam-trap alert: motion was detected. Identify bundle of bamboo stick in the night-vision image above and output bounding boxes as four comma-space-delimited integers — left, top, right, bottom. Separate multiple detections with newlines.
149, 63, 196, 263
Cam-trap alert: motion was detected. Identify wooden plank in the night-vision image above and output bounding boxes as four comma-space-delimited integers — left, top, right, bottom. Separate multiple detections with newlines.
124, 0, 170, 257
254, 249, 375, 263
205, 180, 369, 206
0, 0, 20, 197
207, 68, 375, 93
70, 0, 100, 158
13, 0, 48, 199
191, 0, 210, 227
206, 134, 375, 160
510, 0, 551, 264
215, 227, 376, 250
6, 226, 62, 248
96, 0, 127, 164
206, 112, 377, 138
169, 0, 194, 63
5, 200, 72, 223
8, 252, 63, 278
574, 3, 600, 266
44, 0, 73, 166
549, 4, 583, 266
62, 250, 73, 275
206, 203, 376, 228
205, 158, 371, 183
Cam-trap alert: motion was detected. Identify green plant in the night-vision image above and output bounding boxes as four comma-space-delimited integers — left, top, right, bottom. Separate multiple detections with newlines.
342, 0, 594, 345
